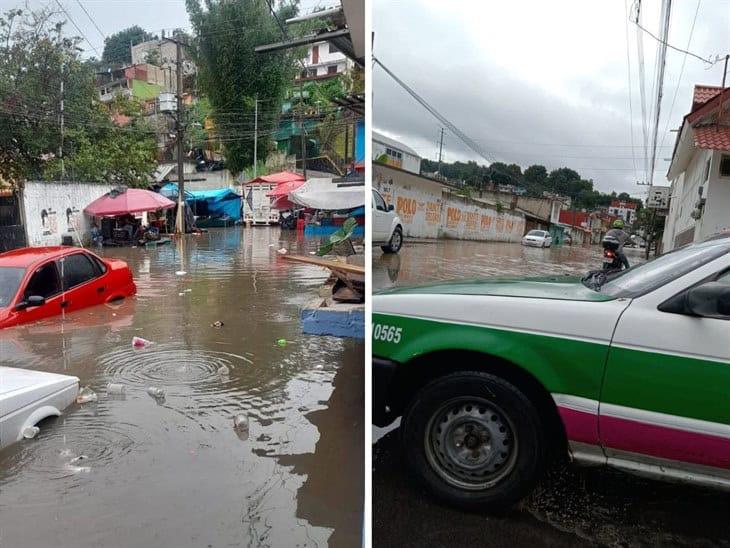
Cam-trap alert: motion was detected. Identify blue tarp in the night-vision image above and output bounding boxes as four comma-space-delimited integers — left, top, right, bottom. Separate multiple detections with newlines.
159, 184, 242, 221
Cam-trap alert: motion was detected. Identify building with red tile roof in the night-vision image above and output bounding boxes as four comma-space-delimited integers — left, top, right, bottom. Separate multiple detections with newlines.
664, 85, 730, 251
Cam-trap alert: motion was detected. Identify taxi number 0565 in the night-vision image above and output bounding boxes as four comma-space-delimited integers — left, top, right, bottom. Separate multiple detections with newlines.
373, 323, 402, 344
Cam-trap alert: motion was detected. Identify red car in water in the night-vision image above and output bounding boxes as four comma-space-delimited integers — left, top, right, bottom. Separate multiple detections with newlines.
0, 247, 136, 329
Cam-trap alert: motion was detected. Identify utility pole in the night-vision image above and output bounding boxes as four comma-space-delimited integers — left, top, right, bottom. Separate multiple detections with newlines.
253, 93, 259, 178
299, 78, 307, 179
437, 127, 445, 176
174, 38, 186, 234
59, 61, 65, 181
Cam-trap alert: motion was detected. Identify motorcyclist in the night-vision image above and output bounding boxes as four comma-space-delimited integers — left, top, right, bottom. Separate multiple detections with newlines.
603, 219, 630, 269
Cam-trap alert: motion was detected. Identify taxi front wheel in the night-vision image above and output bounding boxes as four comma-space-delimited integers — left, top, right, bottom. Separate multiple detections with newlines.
401, 371, 546, 510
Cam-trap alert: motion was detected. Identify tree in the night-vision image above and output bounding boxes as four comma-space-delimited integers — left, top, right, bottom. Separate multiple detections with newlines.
0, 8, 156, 185
102, 25, 155, 65
186, 0, 301, 174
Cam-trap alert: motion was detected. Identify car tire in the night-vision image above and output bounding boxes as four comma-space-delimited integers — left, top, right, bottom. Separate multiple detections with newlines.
381, 226, 403, 254
401, 371, 546, 510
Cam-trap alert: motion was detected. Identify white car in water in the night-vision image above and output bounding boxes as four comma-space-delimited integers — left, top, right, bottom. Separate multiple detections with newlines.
372, 189, 403, 254
0, 367, 79, 450
522, 229, 552, 248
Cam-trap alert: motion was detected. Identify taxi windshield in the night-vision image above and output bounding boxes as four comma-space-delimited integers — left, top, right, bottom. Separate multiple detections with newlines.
599, 239, 730, 298
0, 267, 25, 308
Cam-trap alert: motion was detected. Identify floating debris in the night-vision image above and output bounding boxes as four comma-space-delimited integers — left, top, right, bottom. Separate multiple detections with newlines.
277, 248, 288, 255
76, 387, 98, 404
132, 336, 152, 348
211, 321, 224, 328
147, 386, 165, 399
107, 383, 125, 395
233, 414, 249, 440
218, 365, 230, 376
22, 426, 40, 439
175, 270, 187, 276
276, 338, 287, 347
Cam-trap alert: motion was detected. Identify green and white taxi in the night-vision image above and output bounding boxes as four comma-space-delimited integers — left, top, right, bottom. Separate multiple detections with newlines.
373, 234, 730, 509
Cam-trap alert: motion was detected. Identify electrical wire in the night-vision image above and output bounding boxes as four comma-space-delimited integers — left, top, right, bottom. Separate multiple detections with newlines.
658, 0, 701, 153
75, 0, 106, 41
624, 0, 639, 182
53, 0, 100, 56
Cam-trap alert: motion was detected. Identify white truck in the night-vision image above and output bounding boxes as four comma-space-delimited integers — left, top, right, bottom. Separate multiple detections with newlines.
0, 367, 79, 450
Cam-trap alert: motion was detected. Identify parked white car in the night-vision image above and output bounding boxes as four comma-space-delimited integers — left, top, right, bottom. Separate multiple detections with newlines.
522, 229, 552, 248
372, 189, 403, 254
0, 367, 79, 450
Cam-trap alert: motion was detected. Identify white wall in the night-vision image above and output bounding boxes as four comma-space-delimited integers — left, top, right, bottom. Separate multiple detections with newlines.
662, 148, 713, 251
374, 164, 525, 242
22, 182, 114, 246
302, 41, 351, 77
701, 150, 730, 237
372, 141, 421, 174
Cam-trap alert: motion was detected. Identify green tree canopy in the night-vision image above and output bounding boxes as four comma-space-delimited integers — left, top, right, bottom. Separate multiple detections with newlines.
0, 8, 156, 186
102, 25, 156, 65
186, 0, 301, 174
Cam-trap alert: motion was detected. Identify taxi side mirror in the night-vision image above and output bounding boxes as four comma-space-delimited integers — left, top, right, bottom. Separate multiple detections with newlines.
659, 282, 730, 318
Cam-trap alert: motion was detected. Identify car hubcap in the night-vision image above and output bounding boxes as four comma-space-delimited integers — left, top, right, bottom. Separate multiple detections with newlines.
425, 398, 517, 490
391, 231, 401, 249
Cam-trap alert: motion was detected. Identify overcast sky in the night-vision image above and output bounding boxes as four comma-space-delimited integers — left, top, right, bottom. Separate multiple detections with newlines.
0, 0, 335, 58
374, 0, 730, 197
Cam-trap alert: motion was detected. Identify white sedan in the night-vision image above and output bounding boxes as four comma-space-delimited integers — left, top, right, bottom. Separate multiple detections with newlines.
522, 229, 552, 248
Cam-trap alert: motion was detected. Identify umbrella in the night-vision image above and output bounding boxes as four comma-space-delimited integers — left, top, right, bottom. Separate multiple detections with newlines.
84, 188, 175, 217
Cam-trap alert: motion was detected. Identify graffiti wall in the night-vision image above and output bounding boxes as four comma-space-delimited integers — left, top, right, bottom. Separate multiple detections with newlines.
22, 181, 114, 246
374, 163, 525, 242
441, 194, 525, 242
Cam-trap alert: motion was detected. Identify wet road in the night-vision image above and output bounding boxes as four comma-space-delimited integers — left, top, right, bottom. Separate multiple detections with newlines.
372, 240, 730, 548
0, 227, 363, 548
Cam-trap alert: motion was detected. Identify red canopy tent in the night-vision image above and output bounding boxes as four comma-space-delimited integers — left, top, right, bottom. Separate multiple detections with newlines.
84, 188, 175, 217
244, 171, 304, 185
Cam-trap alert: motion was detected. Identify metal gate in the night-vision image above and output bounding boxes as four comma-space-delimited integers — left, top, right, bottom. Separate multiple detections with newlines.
0, 193, 26, 252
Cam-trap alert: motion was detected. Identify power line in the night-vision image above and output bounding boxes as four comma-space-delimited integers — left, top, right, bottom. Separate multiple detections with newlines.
658, 0, 701, 153
634, 9, 716, 65
624, 0, 639, 181
75, 0, 106, 42
53, 0, 100, 56
635, 0, 650, 182
648, 0, 672, 186
374, 56, 497, 167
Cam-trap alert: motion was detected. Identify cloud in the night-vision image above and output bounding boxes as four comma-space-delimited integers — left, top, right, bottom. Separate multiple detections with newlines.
373, 0, 729, 195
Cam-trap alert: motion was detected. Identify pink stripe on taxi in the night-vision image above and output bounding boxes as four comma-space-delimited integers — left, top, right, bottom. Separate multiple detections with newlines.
600, 415, 730, 469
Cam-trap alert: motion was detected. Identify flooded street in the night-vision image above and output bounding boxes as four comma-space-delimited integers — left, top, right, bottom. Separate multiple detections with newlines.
0, 227, 363, 548
372, 240, 730, 548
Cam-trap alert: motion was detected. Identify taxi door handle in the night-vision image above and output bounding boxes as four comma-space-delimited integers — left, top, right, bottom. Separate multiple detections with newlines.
97, 286, 106, 293
60, 301, 69, 309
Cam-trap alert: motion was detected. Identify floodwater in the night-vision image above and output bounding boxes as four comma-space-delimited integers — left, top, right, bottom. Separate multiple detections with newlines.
372, 240, 729, 547
0, 227, 363, 548
373, 238, 647, 292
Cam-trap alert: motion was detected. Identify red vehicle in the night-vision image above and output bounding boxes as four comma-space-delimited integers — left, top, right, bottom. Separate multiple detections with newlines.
0, 247, 136, 329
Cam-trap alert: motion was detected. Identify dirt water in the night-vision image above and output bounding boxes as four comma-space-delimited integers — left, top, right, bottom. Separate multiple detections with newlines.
0, 227, 363, 548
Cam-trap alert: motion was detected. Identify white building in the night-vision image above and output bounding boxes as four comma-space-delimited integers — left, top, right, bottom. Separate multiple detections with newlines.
608, 200, 637, 225
372, 131, 422, 174
663, 85, 730, 251
296, 41, 352, 81
130, 39, 195, 80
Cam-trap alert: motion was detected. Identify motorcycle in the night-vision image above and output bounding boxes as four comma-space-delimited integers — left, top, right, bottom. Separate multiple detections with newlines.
582, 237, 625, 290
602, 237, 623, 272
